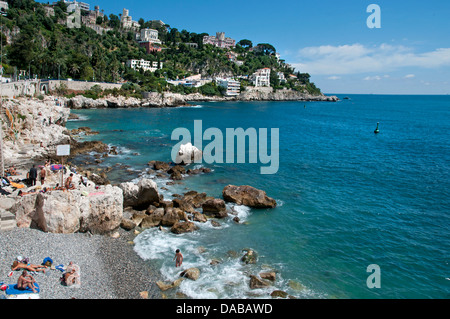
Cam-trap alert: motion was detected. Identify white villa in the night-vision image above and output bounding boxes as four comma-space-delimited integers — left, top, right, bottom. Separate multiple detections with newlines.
217, 78, 241, 96
251, 68, 271, 87
139, 28, 161, 44
127, 59, 163, 72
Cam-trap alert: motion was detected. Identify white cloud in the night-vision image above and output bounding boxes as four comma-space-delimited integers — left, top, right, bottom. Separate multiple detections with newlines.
404, 74, 415, 78
327, 76, 341, 80
292, 43, 450, 75
364, 75, 382, 81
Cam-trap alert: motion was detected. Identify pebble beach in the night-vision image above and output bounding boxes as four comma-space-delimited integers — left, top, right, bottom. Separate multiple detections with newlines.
0, 227, 162, 299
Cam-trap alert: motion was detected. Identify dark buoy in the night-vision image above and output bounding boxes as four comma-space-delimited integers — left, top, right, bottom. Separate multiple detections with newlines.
374, 122, 380, 134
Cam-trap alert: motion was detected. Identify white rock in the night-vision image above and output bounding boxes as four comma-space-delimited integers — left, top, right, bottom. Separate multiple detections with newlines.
175, 143, 202, 165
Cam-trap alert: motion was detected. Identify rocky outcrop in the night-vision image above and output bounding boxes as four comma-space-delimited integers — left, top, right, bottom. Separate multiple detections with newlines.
222, 185, 277, 208
156, 278, 185, 291
175, 143, 202, 165
2, 97, 71, 165
270, 290, 289, 298
180, 268, 200, 281
260, 272, 276, 282
65, 89, 338, 110
10, 185, 123, 234
241, 249, 258, 264
238, 87, 338, 102
249, 275, 271, 289
119, 178, 160, 210
202, 198, 228, 218
171, 221, 199, 234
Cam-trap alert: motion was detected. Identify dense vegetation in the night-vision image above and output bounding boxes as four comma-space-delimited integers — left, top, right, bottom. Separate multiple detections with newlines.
1, 0, 321, 96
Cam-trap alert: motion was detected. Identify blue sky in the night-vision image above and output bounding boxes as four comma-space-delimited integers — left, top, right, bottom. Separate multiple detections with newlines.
40, 0, 450, 94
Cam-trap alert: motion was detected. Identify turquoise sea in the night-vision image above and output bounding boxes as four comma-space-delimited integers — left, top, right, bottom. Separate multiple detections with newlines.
67, 94, 450, 299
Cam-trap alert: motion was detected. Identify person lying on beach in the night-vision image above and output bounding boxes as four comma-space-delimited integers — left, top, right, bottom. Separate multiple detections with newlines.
8, 166, 17, 176
17, 270, 38, 293
63, 262, 80, 286
11, 261, 47, 273
18, 189, 37, 197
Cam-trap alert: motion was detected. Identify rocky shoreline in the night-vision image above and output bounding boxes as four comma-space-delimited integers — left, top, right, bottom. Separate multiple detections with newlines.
65, 88, 339, 109
0, 95, 296, 299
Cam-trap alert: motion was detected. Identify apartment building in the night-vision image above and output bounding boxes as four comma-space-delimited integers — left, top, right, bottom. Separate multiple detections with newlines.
217, 78, 241, 96
251, 68, 271, 87
127, 59, 163, 72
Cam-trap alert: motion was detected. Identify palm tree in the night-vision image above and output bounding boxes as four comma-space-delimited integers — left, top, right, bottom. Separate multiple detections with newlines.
70, 64, 80, 78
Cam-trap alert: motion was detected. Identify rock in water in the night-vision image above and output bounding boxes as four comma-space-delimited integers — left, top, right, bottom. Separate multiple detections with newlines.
222, 185, 277, 208
249, 275, 271, 289
170, 221, 198, 234
202, 198, 228, 218
241, 249, 258, 264
180, 268, 200, 281
175, 143, 202, 165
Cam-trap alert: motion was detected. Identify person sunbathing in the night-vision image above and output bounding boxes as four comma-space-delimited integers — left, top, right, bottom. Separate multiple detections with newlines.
17, 270, 38, 293
9, 166, 17, 175
11, 260, 47, 273
63, 262, 81, 286
18, 189, 36, 197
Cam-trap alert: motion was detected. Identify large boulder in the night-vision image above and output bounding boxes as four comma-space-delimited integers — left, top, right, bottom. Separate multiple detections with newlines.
172, 198, 195, 214
222, 185, 277, 208
140, 208, 165, 228
32, 185, 123, 234
10, 193, 39, 228
160, 207, 180, 227
180, 268, 200, 281
249, 275, 271, 289
171, 221, 199, 234
119, 178, 160, 209
202, 198, 228, 218
175, 143, 202, 165
183, 191, 210, 208
241, 249, 258, 264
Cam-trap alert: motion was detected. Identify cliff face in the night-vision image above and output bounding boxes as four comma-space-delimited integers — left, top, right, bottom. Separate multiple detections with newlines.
2, 97, 71, 166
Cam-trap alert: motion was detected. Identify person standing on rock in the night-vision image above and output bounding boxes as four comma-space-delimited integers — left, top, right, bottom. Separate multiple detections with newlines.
40, 166, 46, 185
29, 165, 38, 186
174, 249, 183, 267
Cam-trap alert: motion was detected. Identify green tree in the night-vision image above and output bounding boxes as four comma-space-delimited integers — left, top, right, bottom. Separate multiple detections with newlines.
238, 39, 253, 48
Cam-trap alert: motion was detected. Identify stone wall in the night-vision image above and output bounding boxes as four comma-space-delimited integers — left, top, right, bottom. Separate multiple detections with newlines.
42, 80, 122, 93
0, 80, 123, 98
0, 80, 39, 98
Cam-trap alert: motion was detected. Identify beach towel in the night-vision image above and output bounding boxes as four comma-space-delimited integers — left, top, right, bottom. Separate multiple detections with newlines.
55, 264, 65, 272
10, 181, 25, 189
5, 283, 40, 295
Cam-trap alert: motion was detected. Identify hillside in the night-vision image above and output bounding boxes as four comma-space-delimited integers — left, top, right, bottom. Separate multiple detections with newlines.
1, 0, 322, 97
